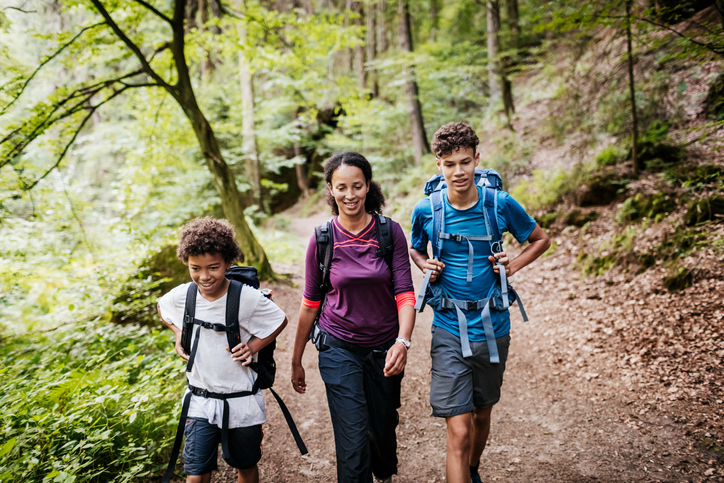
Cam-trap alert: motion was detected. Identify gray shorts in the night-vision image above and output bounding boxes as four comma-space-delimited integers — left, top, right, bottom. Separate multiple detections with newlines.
429, 325, 511, 418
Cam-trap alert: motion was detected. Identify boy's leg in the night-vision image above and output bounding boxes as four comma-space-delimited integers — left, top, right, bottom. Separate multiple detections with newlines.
236, 465, 259, 483
445, 413, 473, 483
363, 349, 403, 480
468, 333, 511, 471
224, 424, 263, 483
429, 326, 475, 483
469, 406, 493, 467
182, 418, 220, 482
318, 347, 372, 483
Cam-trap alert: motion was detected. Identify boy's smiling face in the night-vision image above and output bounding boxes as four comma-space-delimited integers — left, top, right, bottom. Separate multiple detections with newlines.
187, 252, 231, 300
436, 147, 480, 196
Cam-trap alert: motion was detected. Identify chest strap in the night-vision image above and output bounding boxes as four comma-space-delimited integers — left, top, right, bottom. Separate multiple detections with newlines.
438, 232, 493, 282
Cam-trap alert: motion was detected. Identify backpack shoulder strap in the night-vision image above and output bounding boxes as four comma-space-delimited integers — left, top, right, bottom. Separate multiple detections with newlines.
314, 220, 334, 293
429, 189, 445, 259
374, 215, 395, 269
181, 283, 197, 355
483, 186, 503, 253
225, 280, 243, 354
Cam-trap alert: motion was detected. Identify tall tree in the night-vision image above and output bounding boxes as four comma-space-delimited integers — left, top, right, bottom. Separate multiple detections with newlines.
487, 0, 514, 124
506, 0, 521, 49
236, 1, 264, 211
353, 1, 366, 92
377, 0, 388, 54
0, 0, 275, 278
398, 0, 430, 164
625, 0, 640, 177
366, 0, 379, 97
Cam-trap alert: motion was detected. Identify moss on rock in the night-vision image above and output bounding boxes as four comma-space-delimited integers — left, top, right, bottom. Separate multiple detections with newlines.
684, 195, 724, 226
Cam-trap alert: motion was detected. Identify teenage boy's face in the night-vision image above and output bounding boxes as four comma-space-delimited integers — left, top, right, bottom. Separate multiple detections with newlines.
187, 252, 231, 299
436, 147, 480, 195
328, 163, 370, 219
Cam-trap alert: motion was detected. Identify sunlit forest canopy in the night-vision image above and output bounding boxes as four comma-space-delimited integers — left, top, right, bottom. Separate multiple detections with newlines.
1, 0, 724, 480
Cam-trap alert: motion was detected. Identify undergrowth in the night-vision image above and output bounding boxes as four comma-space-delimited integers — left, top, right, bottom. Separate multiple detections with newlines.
0, 321, 183, 482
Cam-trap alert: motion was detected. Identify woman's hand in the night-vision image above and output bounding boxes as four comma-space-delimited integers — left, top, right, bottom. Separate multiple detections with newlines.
422, 259, 445, 283
228, 342, 253, 365
291, 363, 307, 394
174, 337, 190, 361
384, 342, 407, 377
488, 252, 512, 276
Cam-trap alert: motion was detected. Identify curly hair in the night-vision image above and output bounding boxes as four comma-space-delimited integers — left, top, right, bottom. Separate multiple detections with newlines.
431, 122, 480, 158
323, 152, 386, 216
176, 216, 243, 265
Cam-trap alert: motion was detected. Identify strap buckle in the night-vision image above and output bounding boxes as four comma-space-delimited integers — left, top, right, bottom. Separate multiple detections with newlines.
450, 233, 463, 242
491, 240, 504, 254
197, 388, 209, 398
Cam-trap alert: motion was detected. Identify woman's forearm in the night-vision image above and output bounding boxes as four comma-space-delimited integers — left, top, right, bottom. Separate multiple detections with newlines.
397, 304, 416, 341
292, 304, 320, 367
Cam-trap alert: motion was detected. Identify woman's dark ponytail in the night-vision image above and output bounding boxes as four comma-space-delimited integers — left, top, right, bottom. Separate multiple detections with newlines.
323, 152, 386, 215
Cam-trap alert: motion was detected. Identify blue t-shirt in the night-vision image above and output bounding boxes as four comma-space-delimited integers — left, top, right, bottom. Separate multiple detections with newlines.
410, 187, 536, 341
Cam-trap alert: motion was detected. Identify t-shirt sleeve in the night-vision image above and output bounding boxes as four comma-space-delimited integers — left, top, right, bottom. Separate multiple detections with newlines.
410, 198, 430, 252
157, 283, 189, 330
246, 291, 286, 340
499, 192, 537, 243
390, 221, 414, 296
302, 234, 323, 304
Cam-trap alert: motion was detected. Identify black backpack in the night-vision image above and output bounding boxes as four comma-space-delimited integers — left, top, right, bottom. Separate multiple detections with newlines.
162, 266, 306, 483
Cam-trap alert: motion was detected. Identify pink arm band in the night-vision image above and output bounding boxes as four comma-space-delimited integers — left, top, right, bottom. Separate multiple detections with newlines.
395, 292, 416, 311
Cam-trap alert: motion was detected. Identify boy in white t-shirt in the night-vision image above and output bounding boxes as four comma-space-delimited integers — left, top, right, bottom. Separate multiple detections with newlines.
158, 217, 287, 483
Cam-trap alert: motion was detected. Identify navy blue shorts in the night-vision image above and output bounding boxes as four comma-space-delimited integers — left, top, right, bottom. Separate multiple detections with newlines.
182, 418, 262, 475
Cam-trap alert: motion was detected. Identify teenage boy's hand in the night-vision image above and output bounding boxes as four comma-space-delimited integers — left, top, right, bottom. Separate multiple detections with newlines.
423, 259, 445, 283
489, 252, 511, 275
228, 343, 253, 365
174, 338, 190, 361
384, 342, 407, 377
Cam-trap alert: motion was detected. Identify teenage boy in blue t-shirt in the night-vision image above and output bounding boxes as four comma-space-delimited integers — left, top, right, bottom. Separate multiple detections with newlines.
410, 122, 550, 483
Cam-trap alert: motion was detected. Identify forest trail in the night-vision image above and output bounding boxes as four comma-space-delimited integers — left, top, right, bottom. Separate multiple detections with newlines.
210, 210, 718, 483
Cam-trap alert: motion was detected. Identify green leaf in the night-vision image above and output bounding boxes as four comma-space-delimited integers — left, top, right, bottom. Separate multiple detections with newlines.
46, 471, 60, 479
677, 82, 688, 94
0, 438, 15, 458
68, 304, 75, 311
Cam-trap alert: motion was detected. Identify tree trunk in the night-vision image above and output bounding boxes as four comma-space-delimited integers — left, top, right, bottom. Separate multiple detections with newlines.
353, 1, 366, 93
198, 0, 209, 85
171, 0, 273, 278
487, 0, 502, 109
294, 144, 309, 198
398, 0, 430, 165
429, 0, 439, 42
366, 1, 378, 98
377, 0, 388, 54
625, 0, 639, 178
237, 2, 264, 212
506, 0, 520, 49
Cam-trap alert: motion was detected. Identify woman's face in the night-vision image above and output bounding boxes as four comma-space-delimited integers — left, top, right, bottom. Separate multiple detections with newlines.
328, 163, 369, 218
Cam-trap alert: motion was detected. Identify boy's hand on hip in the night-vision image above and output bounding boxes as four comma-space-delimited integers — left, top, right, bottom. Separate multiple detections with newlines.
384, 342, 407, 377
228, 343, 253, 365
423, 259, 445, 283
174, 339, 190, 361
489, 252, 512, 276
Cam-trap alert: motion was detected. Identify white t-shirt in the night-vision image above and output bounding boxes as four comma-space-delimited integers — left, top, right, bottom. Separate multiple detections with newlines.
158, 282, 286, 429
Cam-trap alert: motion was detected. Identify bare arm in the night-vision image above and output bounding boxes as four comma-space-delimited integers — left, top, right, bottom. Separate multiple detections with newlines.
489, 224, 551, 276
290, 303, 320, 394
157, 303, 189, 361
410, 247, 445, 282
383, 304, 416, 377
229, 316, 289, 365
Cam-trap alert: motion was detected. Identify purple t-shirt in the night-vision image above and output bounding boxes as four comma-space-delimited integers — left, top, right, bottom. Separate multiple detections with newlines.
303, 216, 414, 347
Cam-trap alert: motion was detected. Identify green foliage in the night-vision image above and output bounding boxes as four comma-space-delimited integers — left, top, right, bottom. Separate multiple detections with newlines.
509, 169, 571, 211
663, 266, 693, 292
565, 209, 599, 227
669, 164, 724, 188
616, 192, 675, 224
0, 321, 183, 481
596, 145, 625, 167
684, 195, 724, 226
533, 211, 559, 229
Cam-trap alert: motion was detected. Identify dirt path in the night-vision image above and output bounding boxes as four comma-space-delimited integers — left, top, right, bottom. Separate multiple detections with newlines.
212, 212, 720, 483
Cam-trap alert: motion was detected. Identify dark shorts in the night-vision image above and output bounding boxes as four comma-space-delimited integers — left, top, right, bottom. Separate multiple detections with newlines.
182, 418, 262, 475
430, 325, 511, 418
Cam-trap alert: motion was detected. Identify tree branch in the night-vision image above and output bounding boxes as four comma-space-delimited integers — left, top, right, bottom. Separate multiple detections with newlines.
88, 0, 173, 90
21, 83, 161, 191
3, 6, 36, 13
131, 0, 173, 25
635, 15, 724, 55
0, 22, 105, 116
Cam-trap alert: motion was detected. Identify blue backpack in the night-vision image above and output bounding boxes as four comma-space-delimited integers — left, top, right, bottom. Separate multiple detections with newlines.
414, 169, 528, 363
